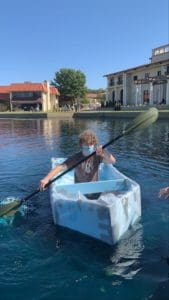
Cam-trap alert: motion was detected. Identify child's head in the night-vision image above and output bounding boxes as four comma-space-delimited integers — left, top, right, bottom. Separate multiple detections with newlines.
79, 130, 98, 146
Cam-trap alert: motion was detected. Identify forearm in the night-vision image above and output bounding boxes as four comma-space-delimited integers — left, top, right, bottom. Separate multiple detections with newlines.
40, 164, 67, 191
43, 164, 66, 182
96, 146, 116, 164
102, 150, 116, 164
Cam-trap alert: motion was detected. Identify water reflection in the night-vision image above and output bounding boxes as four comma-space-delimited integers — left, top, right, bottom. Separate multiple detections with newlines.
105, 223, 144, 280
0, 118, 169, 154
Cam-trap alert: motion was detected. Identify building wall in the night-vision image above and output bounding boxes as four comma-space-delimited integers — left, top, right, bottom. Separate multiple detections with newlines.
41, 93, 58, 112
50, 94, 58, 111
105, 54, 169, 106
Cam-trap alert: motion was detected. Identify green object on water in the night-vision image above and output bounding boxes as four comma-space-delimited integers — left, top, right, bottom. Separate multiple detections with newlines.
0, 200, 21, 217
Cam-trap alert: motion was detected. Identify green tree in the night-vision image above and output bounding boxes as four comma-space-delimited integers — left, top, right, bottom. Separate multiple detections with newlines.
51, 68, 87, 103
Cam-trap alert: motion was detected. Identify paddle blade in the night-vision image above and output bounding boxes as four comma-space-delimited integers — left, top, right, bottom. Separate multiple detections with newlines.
0, 200, 22, 217
124, 107, 159, 135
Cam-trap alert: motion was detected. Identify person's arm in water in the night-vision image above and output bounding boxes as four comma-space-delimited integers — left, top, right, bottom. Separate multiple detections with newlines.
39, 164, 67, 191
159, 186, 169, 199
96, 146, 116, 164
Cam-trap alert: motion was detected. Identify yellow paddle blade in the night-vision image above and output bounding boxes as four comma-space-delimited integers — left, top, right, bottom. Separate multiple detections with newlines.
124, 107, 159, 135
0, 200, 22, 217
3, 208, 19, 217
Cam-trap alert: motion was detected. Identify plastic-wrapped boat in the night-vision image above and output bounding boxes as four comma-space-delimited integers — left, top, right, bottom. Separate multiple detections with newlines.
50, 158, 141, 245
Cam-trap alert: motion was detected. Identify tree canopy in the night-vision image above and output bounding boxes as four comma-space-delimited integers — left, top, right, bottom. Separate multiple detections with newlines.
51, 68, 87, 103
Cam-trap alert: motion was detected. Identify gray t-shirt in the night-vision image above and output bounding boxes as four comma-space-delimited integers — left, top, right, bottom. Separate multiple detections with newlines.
64, 151, 103, 183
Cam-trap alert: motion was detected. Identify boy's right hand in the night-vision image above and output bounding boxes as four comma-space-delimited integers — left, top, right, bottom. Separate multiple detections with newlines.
39, 178, 49, 191
159, 187, 169, 199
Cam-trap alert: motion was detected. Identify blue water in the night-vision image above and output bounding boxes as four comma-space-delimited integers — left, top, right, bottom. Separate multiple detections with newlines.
0, 117, 169, 300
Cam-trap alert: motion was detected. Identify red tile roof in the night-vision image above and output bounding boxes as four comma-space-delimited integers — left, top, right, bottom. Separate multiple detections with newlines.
10, 83, 46, 92
50, 86, 59, 94
87, 93, 97, 99
0, 86, 10, 93
0, 82, 59, 95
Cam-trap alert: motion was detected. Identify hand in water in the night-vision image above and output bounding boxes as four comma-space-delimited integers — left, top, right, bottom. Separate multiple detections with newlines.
159, 187, 169, 199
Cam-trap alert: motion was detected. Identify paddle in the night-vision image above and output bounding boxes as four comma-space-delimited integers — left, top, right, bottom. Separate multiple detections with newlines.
0, 107, 159, 217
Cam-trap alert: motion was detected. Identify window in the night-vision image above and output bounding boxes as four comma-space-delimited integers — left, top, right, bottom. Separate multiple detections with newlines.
157, 71, 161, 76
109, 78, 114, 86
154, 49, 160, 55
145, 73, 150, 78
166, 65, 169, 74
165, 46, 169, 52
117, 76, 123, 85
133, 75, 138, 81
143, 90, 149, 104
154, 46, 169, 55
112, 90, 115, 103
12, 91, 41, 100
159, 48, 164, 54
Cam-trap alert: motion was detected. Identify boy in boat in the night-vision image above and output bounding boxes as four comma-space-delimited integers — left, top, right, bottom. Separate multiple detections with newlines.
39, 129, 116, 198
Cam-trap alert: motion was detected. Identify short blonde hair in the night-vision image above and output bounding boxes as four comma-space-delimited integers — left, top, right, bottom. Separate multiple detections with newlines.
79, 129, 98, 145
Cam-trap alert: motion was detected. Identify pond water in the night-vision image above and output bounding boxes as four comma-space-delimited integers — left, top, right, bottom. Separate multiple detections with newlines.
0, 117, 169, 300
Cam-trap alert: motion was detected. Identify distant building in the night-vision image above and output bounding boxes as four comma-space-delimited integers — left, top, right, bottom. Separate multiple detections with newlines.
0, 80, 59, 112
104, 44, 169, 106
87, 92, 97, 103
86, 92, 103, 109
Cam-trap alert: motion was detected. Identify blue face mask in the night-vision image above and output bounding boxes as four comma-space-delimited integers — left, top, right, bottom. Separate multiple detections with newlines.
82, 145, 95, 156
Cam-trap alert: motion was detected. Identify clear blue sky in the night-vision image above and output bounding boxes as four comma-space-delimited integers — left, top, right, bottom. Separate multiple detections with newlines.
0, 0, 168, 89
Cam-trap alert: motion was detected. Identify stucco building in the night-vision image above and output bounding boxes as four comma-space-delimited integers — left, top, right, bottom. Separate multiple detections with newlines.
104, 44, 169, 106
0, 80, 59, 112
